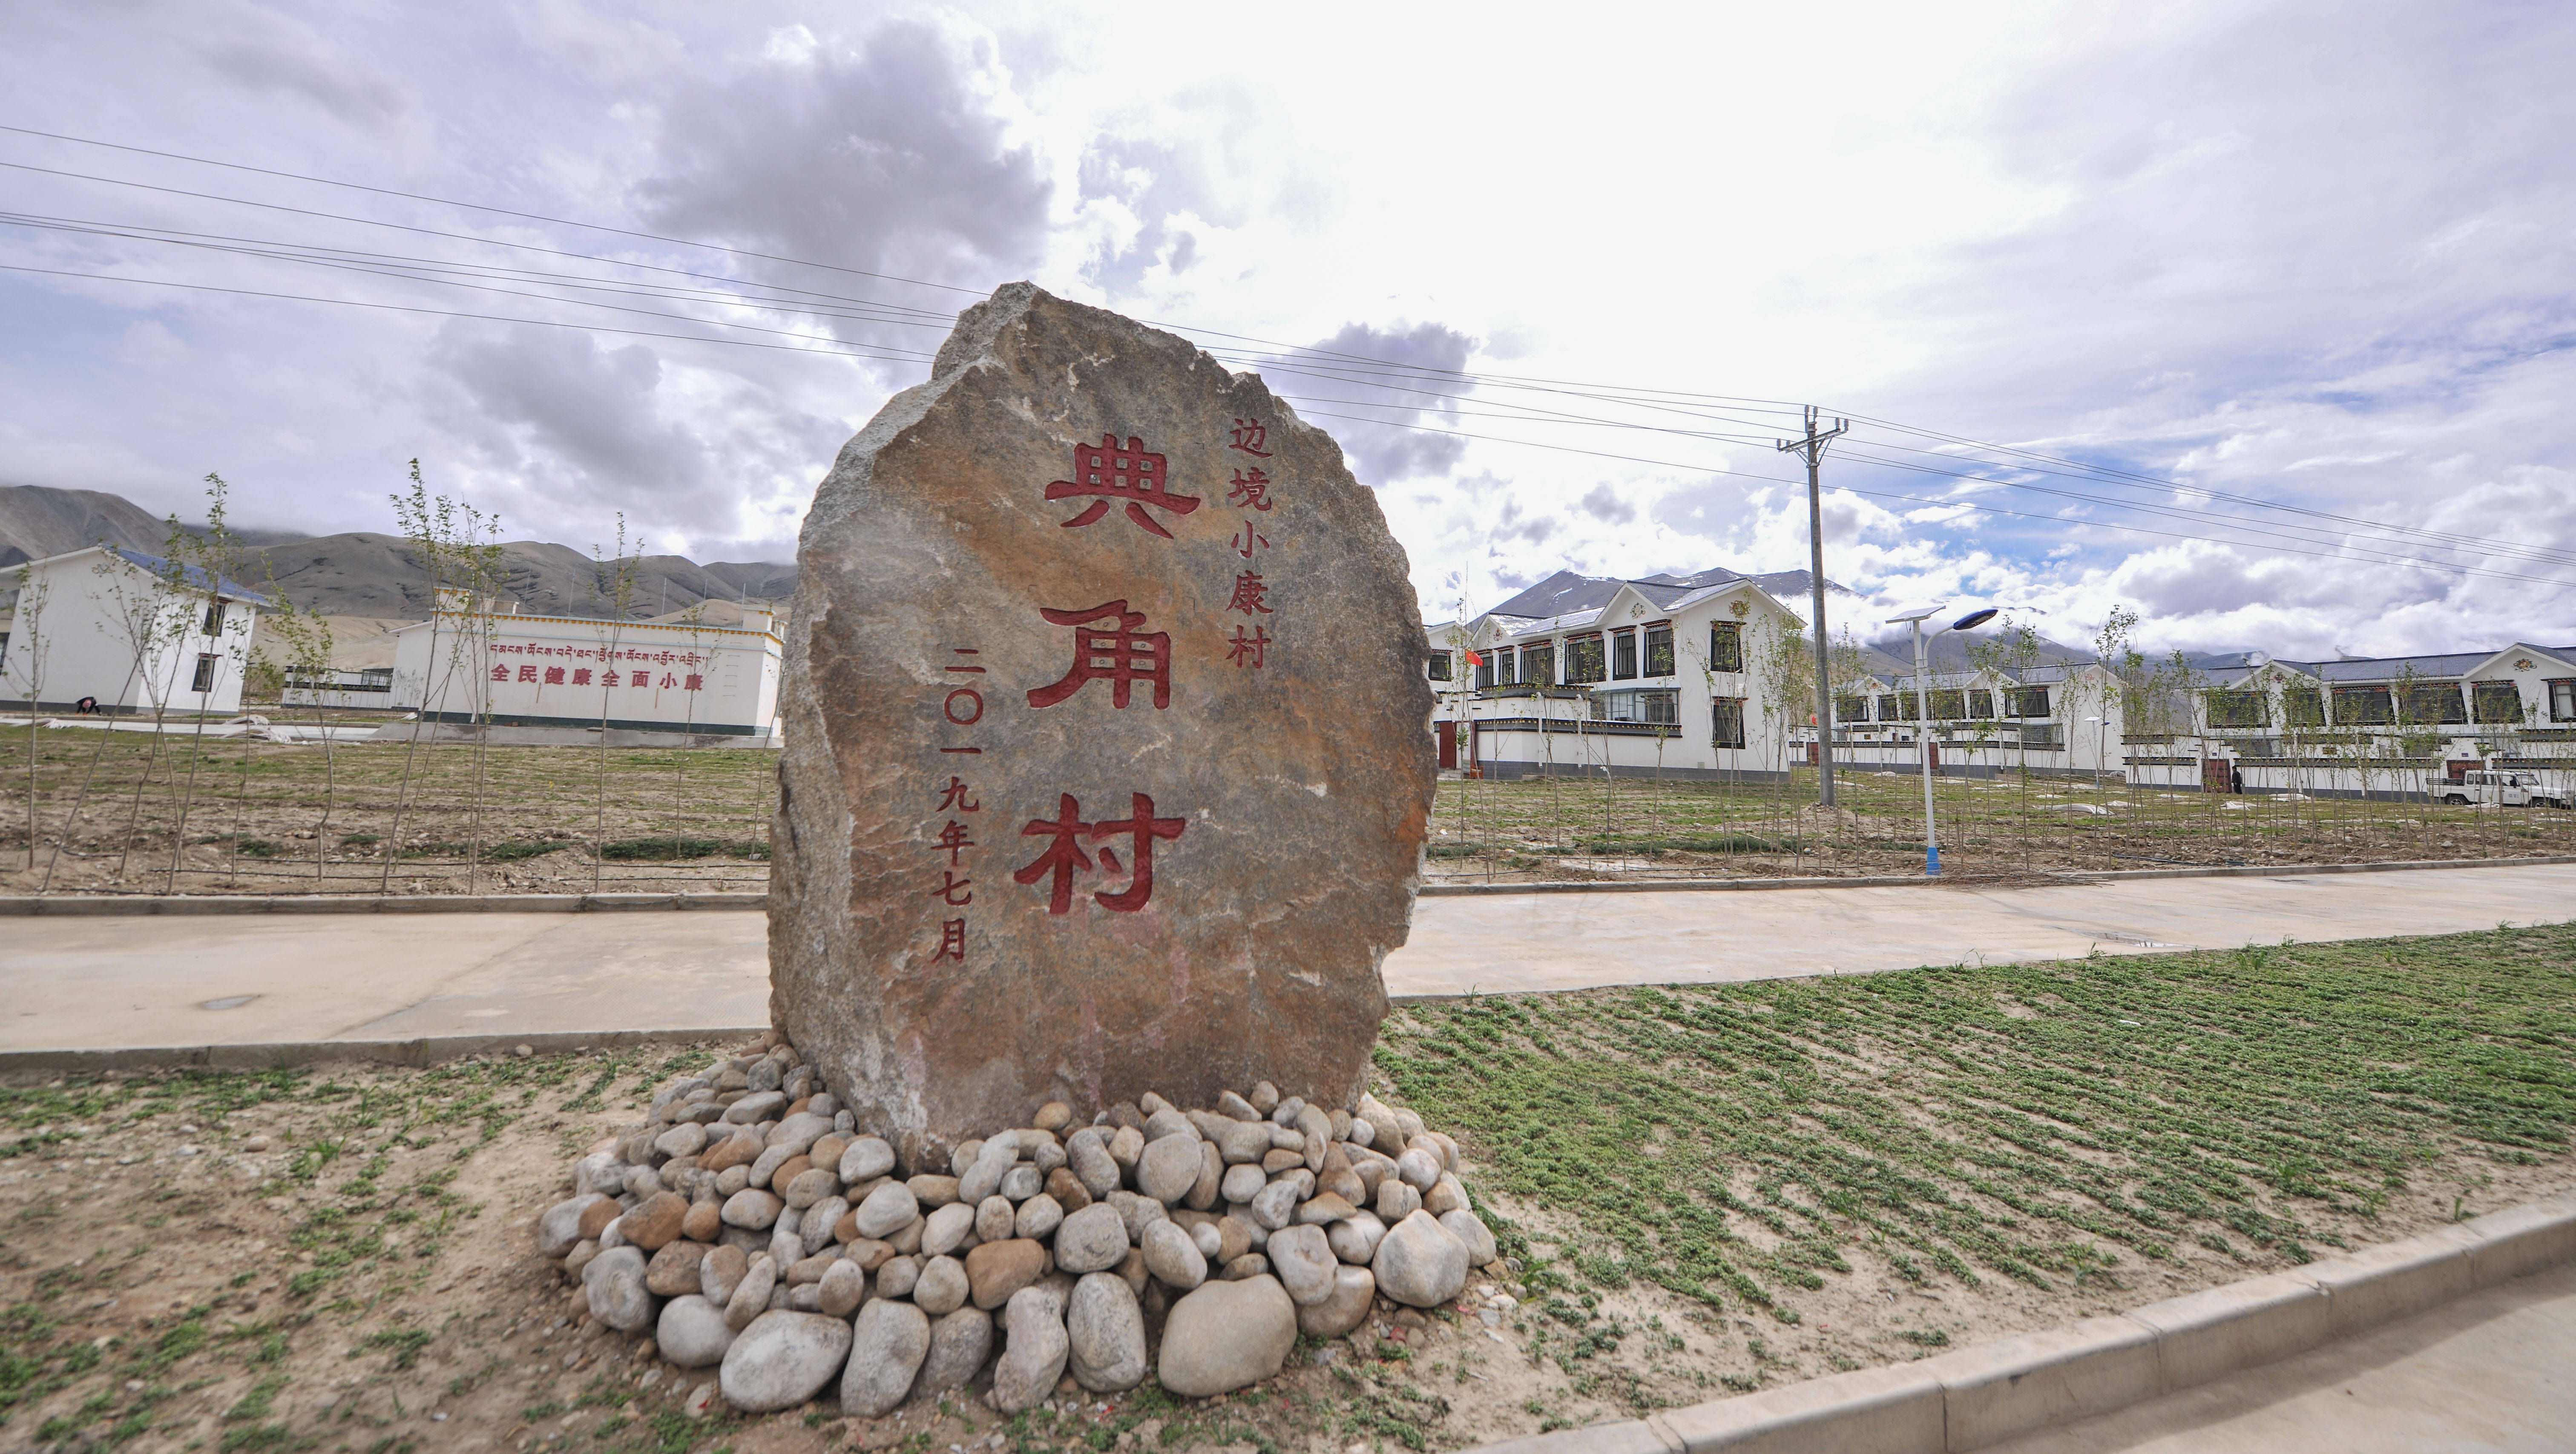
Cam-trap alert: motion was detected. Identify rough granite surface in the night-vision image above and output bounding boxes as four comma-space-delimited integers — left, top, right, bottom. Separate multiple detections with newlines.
771, 283, 1436, 1166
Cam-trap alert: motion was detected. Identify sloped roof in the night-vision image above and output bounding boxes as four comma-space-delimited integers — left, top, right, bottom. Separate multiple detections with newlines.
1485, 565, 1848, 619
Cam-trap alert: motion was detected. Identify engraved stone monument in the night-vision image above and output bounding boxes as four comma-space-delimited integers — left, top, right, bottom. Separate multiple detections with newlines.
771, 283, 1436, 1164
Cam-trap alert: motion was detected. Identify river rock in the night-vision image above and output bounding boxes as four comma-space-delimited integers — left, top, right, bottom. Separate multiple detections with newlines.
646, 1239, 711, 1296
1327, 1211, 1388, 1264
538, 1193, 611, 1259
842, 1299, 932, 1417
991, 1284, 1070, 1414
966, 1238, 1047, 1309
1440, 1208, 1499, 1266
767, 284, 1435, 1163
1371, 1209, 1468, 1307
701, 1244, 749, 1304
719, 1310, 853, 1414
1296, 1265, 1375, 1339
1266, 1224, 1337, 1306
1136, 1133, 1202, 1205
1068, 1129, 1120, 1199
918, 1307, 994, 1395
838, 1136, 897, 1182
1156, 1275, 1298, 1396
721, 1189, 783, 1231
1054, 1202, 1129, 1274
1067, 1272, 1148, 1392
851, 1181, 919, 1239
582, 1246, 656, 1332
724, 1255, 777, 1330
1140, 1218, 1207, 1290
658, 1294, 736, 1368
914, 1254, 970, 1316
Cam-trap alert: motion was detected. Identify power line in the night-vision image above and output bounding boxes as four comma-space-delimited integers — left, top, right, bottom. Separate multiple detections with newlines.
5, 126, 2568, 584
0, 123, 985, 298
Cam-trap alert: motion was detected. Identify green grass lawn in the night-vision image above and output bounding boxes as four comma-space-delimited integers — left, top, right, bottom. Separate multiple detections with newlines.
1381, 921, 2576, 1324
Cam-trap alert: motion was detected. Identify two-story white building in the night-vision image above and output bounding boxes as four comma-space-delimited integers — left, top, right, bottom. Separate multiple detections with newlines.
1, 545, 270, 716
388, 596, 783, 739
1820, 662, 2129, 779
1425, 567, 1819, 780
2129, 644, 2576, 797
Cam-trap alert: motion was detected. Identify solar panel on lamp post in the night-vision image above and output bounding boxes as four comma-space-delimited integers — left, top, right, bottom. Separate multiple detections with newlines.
1886, 605, 2001, 875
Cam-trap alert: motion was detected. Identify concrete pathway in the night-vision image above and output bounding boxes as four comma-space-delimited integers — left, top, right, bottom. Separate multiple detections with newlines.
3, 862, 2572, 1053
1986, 1260, 2576, 1453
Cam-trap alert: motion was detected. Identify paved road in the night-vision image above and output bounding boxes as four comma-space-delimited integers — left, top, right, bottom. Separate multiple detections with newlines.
4, 862, 2572, 1052
1987, 1260, 2576, 1453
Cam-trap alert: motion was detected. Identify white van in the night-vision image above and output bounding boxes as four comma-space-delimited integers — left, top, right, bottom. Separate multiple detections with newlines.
2438, 770, 2570, 809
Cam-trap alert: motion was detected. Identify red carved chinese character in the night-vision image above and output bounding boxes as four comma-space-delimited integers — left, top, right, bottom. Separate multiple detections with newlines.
1046, 434, 1201, 538
1013, 794, 1094, 915
572, 668, 593, 686
658, 672, 678, 690
1231, 526, 1270, 561
937, 777, 980, 812
489, 665, 509, 682
1227, 467, 1274, 511
544, 666, 566, 685
1225, 572, 1273, 616
1012, 792, 1187, 915
930, 871, 972, 906
1226, 625, 1271, 668
684, 673, 703, 691
1228, 418, 1273, 458
1027, 601, 1171, 710
599, 670, 619, 687
1089, 793, 1186, 913
932, 820, 976, 866
516, 665, 539, 683
934, 918, 968, 962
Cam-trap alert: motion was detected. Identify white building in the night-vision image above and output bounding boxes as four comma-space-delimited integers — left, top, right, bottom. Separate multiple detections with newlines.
0, 545, 269, 716
388, 597, 783, 739
1820, 662, 2129, 779
2128, 644, 2576, 797
1426, 569, 1817, 780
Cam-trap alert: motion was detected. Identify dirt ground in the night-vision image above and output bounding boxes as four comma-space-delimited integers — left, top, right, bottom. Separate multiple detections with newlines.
5, 1038, 2568, 1454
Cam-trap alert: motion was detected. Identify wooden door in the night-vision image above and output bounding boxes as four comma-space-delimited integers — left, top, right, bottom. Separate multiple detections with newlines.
1436, 720, 1457, 771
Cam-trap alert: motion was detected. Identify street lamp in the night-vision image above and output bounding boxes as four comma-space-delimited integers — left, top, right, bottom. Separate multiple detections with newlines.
1886, 605, 2001, 875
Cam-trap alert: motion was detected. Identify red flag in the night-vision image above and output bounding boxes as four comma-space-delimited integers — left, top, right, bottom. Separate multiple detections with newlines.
1465, 649, 1485, 665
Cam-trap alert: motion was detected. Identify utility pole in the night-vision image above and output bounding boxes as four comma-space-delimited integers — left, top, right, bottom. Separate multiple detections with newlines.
1779, 406, 1849, 805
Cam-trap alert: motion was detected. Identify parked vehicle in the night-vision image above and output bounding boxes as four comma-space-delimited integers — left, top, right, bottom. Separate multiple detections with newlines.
2439, 770, 2570, 809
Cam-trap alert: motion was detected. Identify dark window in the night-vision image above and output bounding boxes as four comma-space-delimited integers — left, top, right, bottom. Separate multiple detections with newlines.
1643, 622, 1674, 677
1496, 647, 1518, 686
2021, 723, 2060, 748
1876, 693, 1904, 722
1610, 628, 1637, 680
2205, 690, 2268, 728
1966, 689, 1995, 718
2397, 685, 2468, 724
191, 653, 218, 692
2333, 686, 2393, 724
1929, 689, 1967, 720
1523, 642, 1555, 685
1427, 651, 1452, 682
1709, 621, 1743, 674
1475, 652, 1496, 689
1712, 696, 1747, 749
2282, 688, 2326, 727
2011, 687, 2051, 718
2471, 682, 2522, 724
2551, 680, 2576, 722
1595, 688, 1678, 724
201, 602, 226, 637
1835, 694, 1869, 723
1564, 634, 1606, 684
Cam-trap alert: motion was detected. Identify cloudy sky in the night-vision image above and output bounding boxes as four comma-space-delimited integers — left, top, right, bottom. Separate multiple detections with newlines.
4, 1, 2573, 658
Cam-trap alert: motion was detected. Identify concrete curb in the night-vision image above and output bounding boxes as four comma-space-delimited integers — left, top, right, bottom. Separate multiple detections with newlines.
0, 891, 766, 915
6, 853, 2572, 915
1417, 852, 2576, 897
0, 1027, 765, 1077
1468, 1188, 2576, 1454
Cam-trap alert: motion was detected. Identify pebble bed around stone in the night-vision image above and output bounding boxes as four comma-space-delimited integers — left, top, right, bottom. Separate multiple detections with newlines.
537, 1033, 1502, 1418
